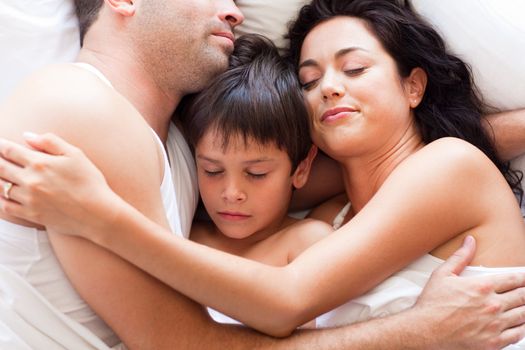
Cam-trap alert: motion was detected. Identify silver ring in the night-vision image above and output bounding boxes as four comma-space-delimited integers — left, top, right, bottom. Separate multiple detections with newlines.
3, 182, 13, 200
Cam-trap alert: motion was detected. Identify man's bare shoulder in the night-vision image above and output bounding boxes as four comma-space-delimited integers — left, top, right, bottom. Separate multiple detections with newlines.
0, 63, 163, 209
0, 63, 149, 142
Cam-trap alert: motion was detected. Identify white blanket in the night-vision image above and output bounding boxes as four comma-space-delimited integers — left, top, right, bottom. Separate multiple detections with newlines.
0, 265, 124, 350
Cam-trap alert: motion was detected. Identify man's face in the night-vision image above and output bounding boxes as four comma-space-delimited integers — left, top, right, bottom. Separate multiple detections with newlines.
134, 0, 244, 94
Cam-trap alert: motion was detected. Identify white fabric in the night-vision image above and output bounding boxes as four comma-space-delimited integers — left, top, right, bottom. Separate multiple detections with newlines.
166, 125, 199, 238
316, 253, 525, 349
235, 0, 309, 51
0, 0, 80, 102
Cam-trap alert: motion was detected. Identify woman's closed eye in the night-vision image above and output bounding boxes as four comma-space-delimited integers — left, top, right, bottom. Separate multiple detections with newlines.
301, 79, 319, 91
344, 67, 366, 76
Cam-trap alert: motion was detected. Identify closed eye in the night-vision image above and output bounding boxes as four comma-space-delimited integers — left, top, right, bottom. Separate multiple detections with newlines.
247, 172, 267, 179
344, 67, 366, 76
301, 79, 319, 91
204, 170, 223, 177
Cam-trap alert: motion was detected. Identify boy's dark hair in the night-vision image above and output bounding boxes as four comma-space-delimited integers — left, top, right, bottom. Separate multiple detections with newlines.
285, 0, 522, 199
184, 34, 312, 172
74, 0, 104, 46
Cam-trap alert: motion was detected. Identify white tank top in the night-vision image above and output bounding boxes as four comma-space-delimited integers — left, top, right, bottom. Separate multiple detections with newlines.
0, 63, 198, 346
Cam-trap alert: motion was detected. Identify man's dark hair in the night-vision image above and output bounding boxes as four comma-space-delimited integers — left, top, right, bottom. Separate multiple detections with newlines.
183, 34, 312, 173
74, 0, 104, 46
286, 0, 522, 199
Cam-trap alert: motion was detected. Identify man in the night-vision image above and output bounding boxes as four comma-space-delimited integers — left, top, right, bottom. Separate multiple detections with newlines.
0, 1, 525, 349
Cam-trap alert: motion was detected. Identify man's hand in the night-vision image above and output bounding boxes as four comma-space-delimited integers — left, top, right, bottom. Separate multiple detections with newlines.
416, 236, 525, 350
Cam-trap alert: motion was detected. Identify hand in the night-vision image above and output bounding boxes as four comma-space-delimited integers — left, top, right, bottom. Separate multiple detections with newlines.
0, 133, 122, 237
416, 236, 525, 350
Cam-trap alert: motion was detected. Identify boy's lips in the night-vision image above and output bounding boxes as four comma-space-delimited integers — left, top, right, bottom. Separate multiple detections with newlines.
217, 211, 251, 221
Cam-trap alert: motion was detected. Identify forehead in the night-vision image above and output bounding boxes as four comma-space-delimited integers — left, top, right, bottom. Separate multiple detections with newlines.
300, 16, 382, 61
198, 129, 282, 154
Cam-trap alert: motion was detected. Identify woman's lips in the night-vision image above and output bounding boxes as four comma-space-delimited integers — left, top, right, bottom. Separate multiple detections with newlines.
321, 107, 357, 123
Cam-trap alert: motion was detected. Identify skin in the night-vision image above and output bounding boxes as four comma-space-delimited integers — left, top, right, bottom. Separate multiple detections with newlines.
9, 16, 523, 337
191, 131, 330, 265
2, 4, 525, 350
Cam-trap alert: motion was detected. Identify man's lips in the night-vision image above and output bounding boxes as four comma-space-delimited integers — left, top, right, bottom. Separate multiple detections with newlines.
321, 107, 357, 122
213, 32, 235, 44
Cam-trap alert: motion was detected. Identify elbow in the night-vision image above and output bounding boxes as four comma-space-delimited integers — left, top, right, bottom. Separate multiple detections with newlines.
257, 281, 316, 337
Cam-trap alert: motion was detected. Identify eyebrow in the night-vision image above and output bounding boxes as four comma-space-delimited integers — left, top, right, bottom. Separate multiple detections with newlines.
196, 155, 275, 165
298, 46, 368, 69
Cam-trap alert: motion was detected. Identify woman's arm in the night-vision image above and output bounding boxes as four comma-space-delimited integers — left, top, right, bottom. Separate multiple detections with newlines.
0, 134, 521, 336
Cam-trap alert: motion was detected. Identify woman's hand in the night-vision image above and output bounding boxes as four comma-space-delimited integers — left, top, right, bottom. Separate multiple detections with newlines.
0, 132, 123, 238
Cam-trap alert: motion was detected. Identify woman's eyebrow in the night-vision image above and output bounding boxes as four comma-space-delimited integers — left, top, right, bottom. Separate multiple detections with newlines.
299, 46, 369, 69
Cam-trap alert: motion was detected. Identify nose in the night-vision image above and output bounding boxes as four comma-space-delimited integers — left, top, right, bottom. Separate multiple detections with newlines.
219, 0, 245, 28
321, 71, 345, 101
221, 177, 246, 203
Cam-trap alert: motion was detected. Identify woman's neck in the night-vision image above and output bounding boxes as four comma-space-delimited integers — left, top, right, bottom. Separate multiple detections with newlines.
340, 130, 424, 213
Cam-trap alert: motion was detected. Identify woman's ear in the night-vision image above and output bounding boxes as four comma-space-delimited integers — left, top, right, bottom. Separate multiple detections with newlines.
406, 67, 427, 108
105, 0, 136, 17
292, 145, 318, 190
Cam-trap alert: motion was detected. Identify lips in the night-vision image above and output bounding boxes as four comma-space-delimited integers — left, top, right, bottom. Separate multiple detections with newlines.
213, 32, 235, 44
217, 211, 251, 221
321, 107, 357, 123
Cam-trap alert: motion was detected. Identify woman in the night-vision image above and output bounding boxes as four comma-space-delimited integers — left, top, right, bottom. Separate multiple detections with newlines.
1, 0, 525, 341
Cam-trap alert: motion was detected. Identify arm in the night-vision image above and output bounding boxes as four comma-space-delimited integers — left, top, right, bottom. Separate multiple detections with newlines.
0, 66, 275, 349
1, 121, 520, 337
484, 108, 525, 161
1, 136, 525, 348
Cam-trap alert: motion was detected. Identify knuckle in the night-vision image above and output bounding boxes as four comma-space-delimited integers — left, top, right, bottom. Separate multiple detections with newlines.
484, 301, 503, 315
476, 281, 494, 295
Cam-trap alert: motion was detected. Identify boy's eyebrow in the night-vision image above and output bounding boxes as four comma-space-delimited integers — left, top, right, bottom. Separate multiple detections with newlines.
196, 155, 275, 164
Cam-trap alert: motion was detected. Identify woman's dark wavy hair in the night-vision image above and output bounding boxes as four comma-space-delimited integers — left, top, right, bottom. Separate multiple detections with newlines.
285, 0, 522, 199
183, 34, 312, 173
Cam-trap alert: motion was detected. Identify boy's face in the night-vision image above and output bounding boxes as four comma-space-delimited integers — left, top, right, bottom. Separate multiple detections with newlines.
195, 130, 302, 241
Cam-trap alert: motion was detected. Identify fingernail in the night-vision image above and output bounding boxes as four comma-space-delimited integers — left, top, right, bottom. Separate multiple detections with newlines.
463, 235, 475, 247
23, 132, 39, 141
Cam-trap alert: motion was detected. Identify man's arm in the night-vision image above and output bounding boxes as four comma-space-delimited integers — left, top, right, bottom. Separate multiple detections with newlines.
485, 109, 525, 161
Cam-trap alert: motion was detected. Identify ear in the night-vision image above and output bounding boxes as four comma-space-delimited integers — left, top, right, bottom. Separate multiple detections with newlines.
105, 0, 136, 17
292, 145, 318, 190
405, 67, 427, 108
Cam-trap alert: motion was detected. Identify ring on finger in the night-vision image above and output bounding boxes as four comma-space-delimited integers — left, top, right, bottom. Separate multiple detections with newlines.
3, 182, 13, 200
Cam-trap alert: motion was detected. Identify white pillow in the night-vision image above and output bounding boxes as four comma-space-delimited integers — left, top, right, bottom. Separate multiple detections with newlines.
0, 0, 79, 102
235, 0, 309, 51
411, 0, 525, 112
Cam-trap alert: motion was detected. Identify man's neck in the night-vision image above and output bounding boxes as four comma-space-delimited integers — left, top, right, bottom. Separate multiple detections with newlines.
76, 49, 180, 143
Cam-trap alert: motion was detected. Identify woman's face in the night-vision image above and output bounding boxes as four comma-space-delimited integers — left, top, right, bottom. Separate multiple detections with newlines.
298, 16, 418, 161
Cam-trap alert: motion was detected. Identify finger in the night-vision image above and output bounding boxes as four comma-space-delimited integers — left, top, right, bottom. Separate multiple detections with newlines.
434, 235, 476, 276
0, 179, 21, 204
493, 274, 525, 294
501, 304, 525, 329
498, 324, 525, 349
24, 132, 73, 156
0, 197, 29, 222
0, 156, 24, 185
501, 286, 525, 311
0, 138, 40, 167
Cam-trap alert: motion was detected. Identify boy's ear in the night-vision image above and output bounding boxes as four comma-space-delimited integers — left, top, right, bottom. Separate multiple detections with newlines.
105, 0, 136, 17
292, 145, 318, 189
